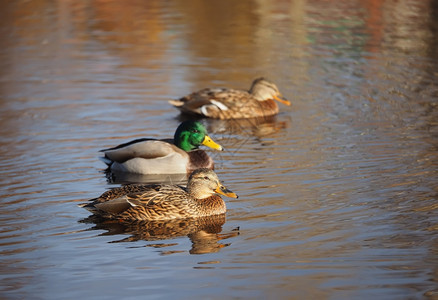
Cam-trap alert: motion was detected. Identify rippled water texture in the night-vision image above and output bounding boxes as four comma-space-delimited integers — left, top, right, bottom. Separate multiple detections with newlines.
1, 0, 438, 299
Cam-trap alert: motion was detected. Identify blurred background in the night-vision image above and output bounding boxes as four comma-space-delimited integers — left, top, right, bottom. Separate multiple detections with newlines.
0, 0, 437, 299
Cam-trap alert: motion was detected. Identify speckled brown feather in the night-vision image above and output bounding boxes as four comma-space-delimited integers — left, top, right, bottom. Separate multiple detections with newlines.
175, 89, 279, 119
81, 169, 236, 221
169, 78, 289, 119
82, 185, 225, 221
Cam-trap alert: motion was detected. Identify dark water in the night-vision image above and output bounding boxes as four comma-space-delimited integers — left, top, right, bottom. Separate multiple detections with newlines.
1, 0, 438, 299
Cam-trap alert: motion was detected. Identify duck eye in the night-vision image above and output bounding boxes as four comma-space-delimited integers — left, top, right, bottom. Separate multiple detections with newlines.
204, 176, 209, 180
192, 129, 199, 133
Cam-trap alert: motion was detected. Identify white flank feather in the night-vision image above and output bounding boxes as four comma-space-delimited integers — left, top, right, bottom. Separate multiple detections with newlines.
210, 100, 229, 111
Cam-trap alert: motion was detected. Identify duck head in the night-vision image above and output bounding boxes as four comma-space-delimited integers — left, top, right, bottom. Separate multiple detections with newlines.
174, 121, 223, 152
249, 77, 291, 106
187, 168, 238, 199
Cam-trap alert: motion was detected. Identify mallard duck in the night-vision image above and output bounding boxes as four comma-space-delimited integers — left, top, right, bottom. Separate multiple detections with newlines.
80, 168, 238, 221
169, 77, 290, 119
100, 121, 222, 175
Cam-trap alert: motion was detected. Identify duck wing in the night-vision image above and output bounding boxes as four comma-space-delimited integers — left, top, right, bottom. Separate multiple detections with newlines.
101, 139, 180, 163
94, 185, 191, 219
169, 88, 259, 118
79, 184, 154, 213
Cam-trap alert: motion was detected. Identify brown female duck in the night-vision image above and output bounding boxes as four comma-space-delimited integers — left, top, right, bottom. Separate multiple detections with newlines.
80, 168, 238, 221
169, 77, 290, 119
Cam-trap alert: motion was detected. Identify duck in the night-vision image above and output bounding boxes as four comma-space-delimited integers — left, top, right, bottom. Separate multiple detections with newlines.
168, 77, 290, 119
100, 121, 222, 175
80, 168, 238, 221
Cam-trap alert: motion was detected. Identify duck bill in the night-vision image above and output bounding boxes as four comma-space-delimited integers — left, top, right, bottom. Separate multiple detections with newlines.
202, 135, 223, 151
215, 185, 238, 198
274, 94, 291, 106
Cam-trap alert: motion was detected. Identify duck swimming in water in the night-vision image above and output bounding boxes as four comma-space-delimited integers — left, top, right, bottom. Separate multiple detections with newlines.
100, 121, 222, 175
169, 77, 290, 119
80, 168, 238, 221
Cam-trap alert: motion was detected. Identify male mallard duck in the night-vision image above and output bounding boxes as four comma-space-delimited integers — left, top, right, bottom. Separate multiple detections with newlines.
100, 121, 222, 175
80, 168, 238, 221
169, 77, 290, 119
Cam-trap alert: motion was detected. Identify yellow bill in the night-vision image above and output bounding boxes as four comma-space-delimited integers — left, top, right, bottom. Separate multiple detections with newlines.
274, 94, 291, 106
215, 185, 238, 198
202, 135, 223, 151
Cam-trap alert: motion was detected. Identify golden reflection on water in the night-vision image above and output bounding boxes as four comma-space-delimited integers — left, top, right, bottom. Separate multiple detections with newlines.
0, 0, 438, 298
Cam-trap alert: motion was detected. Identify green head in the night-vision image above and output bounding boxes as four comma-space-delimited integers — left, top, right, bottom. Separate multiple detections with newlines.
174, 121, 223, 152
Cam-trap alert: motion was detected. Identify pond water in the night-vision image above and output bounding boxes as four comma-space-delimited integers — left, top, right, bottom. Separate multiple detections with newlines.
1, 0, 438, 299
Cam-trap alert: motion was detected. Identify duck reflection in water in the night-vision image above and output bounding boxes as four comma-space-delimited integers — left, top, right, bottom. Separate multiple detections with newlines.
206, 115, 289, 139
81, 214, 239, 255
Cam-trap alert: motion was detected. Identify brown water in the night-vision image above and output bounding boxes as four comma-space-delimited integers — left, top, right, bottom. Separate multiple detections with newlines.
1, 0, 438, 299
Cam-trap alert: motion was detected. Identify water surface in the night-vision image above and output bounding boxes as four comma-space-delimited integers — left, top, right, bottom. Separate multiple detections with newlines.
1, 0, 437, 299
